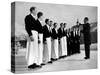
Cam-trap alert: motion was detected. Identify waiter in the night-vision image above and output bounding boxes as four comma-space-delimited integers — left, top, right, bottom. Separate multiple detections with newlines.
49, 20, 55, 61
58, 23, 65, 58
66, 29, 70, 56
67, 29, 71, 56
63, 23, 67, 57
43, 19, 52, 63
73, 28, 76, 54
76, 19, 80, 53
36, 12, 44, 67
25, 7, 40, 69
77, 28, 80, 53
70, 28, 74, 55
82, 17, 91, 59
51, 23, 59, 60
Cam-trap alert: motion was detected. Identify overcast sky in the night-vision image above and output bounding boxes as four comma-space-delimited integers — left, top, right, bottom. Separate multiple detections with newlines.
14, 2, 97, 36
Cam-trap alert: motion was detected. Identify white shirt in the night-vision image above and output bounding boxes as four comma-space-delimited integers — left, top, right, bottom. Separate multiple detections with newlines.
49, 27, 52, 32
55, 28, 58, 33
46, 24, 49, 30
46, 24, 52, 32
31, 14, 37, 20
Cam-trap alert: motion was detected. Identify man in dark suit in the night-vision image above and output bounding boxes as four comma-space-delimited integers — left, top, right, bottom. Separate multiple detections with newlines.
67, 29, 71, 56
82, 17, 91, 59
25, 7, 40, 69
70, 29, 74, 55
76, 20, 80, 53
58, 23, 65, 58
66, 29, 69, 56
73, 28, 76, 54
58, 23, 64, 39
63, 23, 67, 57
51, 23, 59, 60
43, 19, 52, 63
76, 28, 80, 53
25, 7, 37, 38
36, 12, 44, 67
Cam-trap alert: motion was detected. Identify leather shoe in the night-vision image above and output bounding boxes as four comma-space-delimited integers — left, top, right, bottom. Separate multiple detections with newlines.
84, 57, 90, 59
48, 61, 52, 63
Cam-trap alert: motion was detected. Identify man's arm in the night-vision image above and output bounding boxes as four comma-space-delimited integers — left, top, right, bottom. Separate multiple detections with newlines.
25, 16, 34, 41
25, 16, 32, 36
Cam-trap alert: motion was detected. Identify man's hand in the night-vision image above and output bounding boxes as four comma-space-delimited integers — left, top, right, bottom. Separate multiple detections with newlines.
30, 36, 34, 41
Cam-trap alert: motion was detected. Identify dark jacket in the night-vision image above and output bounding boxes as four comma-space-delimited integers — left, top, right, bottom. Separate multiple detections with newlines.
70, 31, 74, 43
43, 25, 52, 42
63, 29, 67, 36
58, 28, 64, 39
52, 28, 58, 39
83, 23, 91, 45
25, 14, 38, 36
36, 19, 43, 33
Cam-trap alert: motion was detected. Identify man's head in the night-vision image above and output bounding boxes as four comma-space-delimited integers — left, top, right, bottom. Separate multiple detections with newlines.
60, 23, 64, 28
53, 23, 57, 28
30, 7, 37, 16
37, 12, 43, 21
49, 20, 53, 27
84, 17, 89, 24
45, 19, 49, 25
73, 28, 76, 32
64, 23, 67, 28
76, 19, 79, 25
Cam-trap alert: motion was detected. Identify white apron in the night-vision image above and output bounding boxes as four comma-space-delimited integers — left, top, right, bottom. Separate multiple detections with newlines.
43, 42, 48, 63
51, 39, 55, 59
38, 34, 43, 65
26, 30, 38, 66
43, 37, 51, 63
46, 37, 51, 61
63, 36, 67, 55
59, 37, 65, 56
51, 39, 59, 59
53, 39, 59, 58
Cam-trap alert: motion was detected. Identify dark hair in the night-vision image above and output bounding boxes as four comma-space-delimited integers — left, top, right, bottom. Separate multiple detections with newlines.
37, 12, 43, 18
84, 17, 89, 21
30, 7, 36, 13
64, 23, 67, 25
54, 22, 57, 26
45, 19, 49, 24
60, 23, 63, 26
50, 20, 53, 22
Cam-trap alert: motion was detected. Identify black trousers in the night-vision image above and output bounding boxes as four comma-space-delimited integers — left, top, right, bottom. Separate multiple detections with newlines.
67, 41, 69, 55
77, 41, 80, 53
84, 44, 90, 58
73, 42, 76, 54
